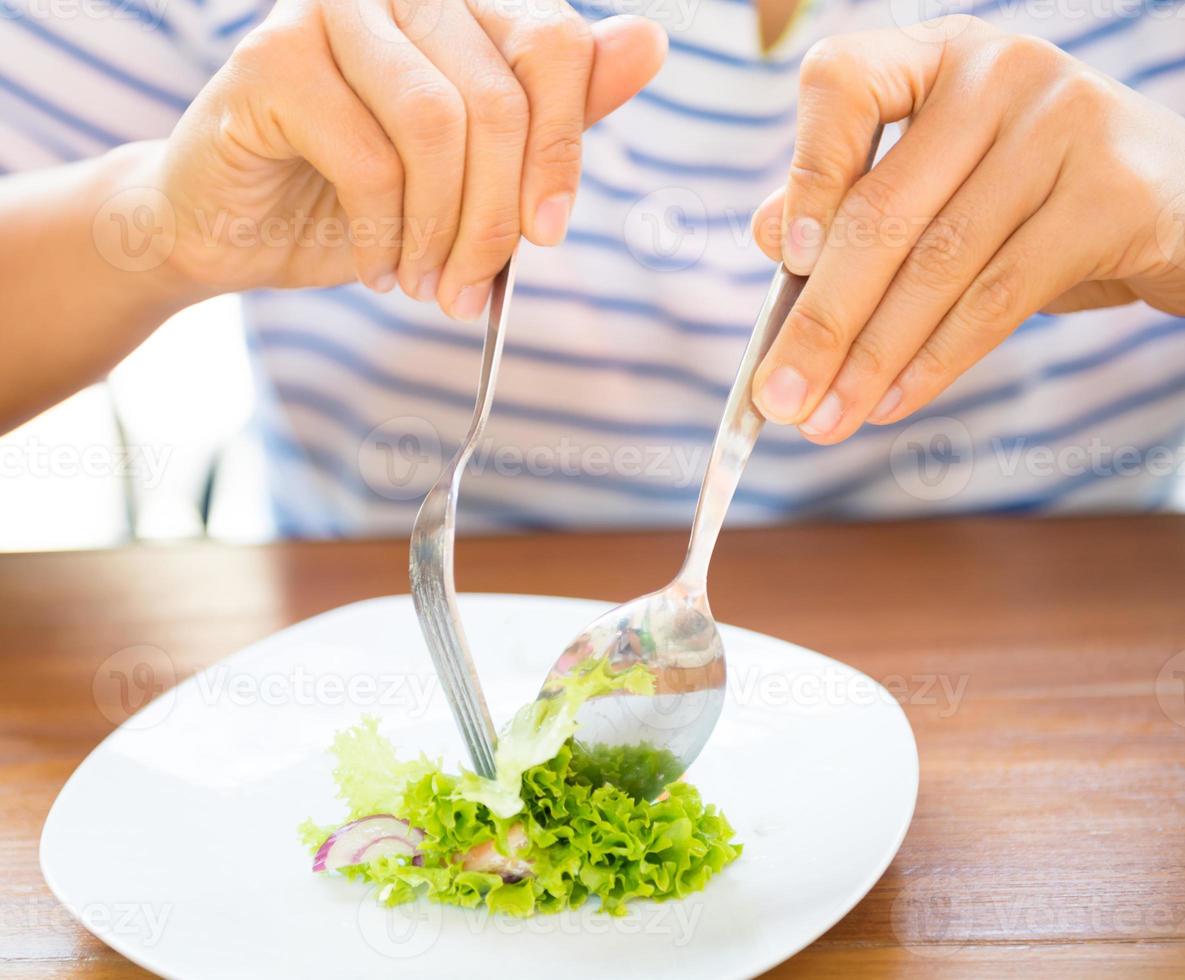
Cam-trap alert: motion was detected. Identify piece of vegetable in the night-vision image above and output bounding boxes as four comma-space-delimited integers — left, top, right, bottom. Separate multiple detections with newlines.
311, 814, 424, 872
456, 657, 656, 819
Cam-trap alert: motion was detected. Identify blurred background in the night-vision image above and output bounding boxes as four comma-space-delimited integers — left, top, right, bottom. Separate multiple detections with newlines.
0, 300, 273, 551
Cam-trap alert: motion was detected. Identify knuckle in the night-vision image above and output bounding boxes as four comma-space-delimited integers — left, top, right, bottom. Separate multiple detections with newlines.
1049, 68, 1113, 117
840, 172, 898, 227
911, 343, 953, 387
349, 145, 402, 199
532, 128, 582, 172
468, 209, 521, 257
905, 215, 972, 292
469, 71, 529, 133
788, 156, 847, 201
799, 38, 858, 92
844, 337, 888, 380
787, 304, 846, 355
963, 262, 1019, 328
232, 19, 317, 73
983, 32, 1063, 86
399, 75, 465, 127
398, 77, 466, 151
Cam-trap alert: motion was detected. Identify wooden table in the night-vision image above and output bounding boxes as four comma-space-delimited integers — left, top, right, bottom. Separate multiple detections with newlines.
3, 515, 1184, 977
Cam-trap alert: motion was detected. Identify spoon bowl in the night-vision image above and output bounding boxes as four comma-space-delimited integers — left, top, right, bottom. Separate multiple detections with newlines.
539, 582, 726, 800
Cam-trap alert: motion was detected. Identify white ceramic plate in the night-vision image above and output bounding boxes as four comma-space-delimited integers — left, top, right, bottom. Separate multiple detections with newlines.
41, 594, 917, 980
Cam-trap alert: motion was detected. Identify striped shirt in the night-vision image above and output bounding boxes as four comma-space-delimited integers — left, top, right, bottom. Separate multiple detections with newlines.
4, 0, 1185, 534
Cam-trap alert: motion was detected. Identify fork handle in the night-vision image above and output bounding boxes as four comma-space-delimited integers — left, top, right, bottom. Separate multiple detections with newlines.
676, 126, 884, 593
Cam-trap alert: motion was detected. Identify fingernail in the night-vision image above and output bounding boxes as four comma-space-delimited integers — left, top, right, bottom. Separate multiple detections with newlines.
799, 391, 844, 437
783, 217, 823, 275
453, 281, 492, 321
412, 269, 440, 303
373, 271, 399, 294
754, 365, 808, 423
534, 194, 573, 246
869, 385, 903, 423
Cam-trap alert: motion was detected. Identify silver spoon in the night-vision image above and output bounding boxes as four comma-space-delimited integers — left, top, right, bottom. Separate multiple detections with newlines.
538, 129, 884, 799
535, 263, 804, 799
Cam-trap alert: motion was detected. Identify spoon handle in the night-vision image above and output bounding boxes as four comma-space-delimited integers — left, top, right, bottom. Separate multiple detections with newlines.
677, 126, 885, 592
676, 265, 806, 591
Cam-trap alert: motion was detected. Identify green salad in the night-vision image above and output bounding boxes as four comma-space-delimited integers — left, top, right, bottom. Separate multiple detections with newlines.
300, 659, 741, 917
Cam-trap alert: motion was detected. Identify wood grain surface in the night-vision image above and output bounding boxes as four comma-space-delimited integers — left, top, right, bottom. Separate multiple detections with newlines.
2, 515, 1184, 977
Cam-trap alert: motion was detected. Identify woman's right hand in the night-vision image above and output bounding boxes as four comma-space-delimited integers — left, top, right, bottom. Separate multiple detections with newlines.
149, 0, 666, 318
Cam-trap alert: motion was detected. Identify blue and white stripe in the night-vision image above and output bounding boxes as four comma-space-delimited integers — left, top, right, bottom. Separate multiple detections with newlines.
4, 0, 1185, 534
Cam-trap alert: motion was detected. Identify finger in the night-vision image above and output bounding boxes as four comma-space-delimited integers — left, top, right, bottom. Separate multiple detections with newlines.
751, 186, 785, 261
806, 127, 1064, 444
753, 63, 1004, 429
244, 32, 405, 292
323, 0, 467, 302
781, 20, 980, 275
875, 194, 1096, 424
583, 15, 668, 126
472, 0, 592, 247
406, 0, 529, 319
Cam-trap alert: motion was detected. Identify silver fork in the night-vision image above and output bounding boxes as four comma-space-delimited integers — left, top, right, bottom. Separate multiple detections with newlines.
408, 255, 518, 778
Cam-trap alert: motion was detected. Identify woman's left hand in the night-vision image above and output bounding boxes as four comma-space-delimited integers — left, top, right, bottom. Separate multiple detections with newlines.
751, 15, 1185, 443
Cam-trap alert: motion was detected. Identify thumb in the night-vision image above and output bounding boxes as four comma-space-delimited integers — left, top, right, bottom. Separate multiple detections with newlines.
584, 15, 667, 127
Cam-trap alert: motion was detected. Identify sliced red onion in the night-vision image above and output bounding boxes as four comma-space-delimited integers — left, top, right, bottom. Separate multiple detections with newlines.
313, 815, 424, 873
353, 835, 418, 865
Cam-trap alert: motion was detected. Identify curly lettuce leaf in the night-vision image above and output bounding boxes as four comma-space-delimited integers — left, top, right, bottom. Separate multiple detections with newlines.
456, 658, 654, 818
329, 715, 439, 819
